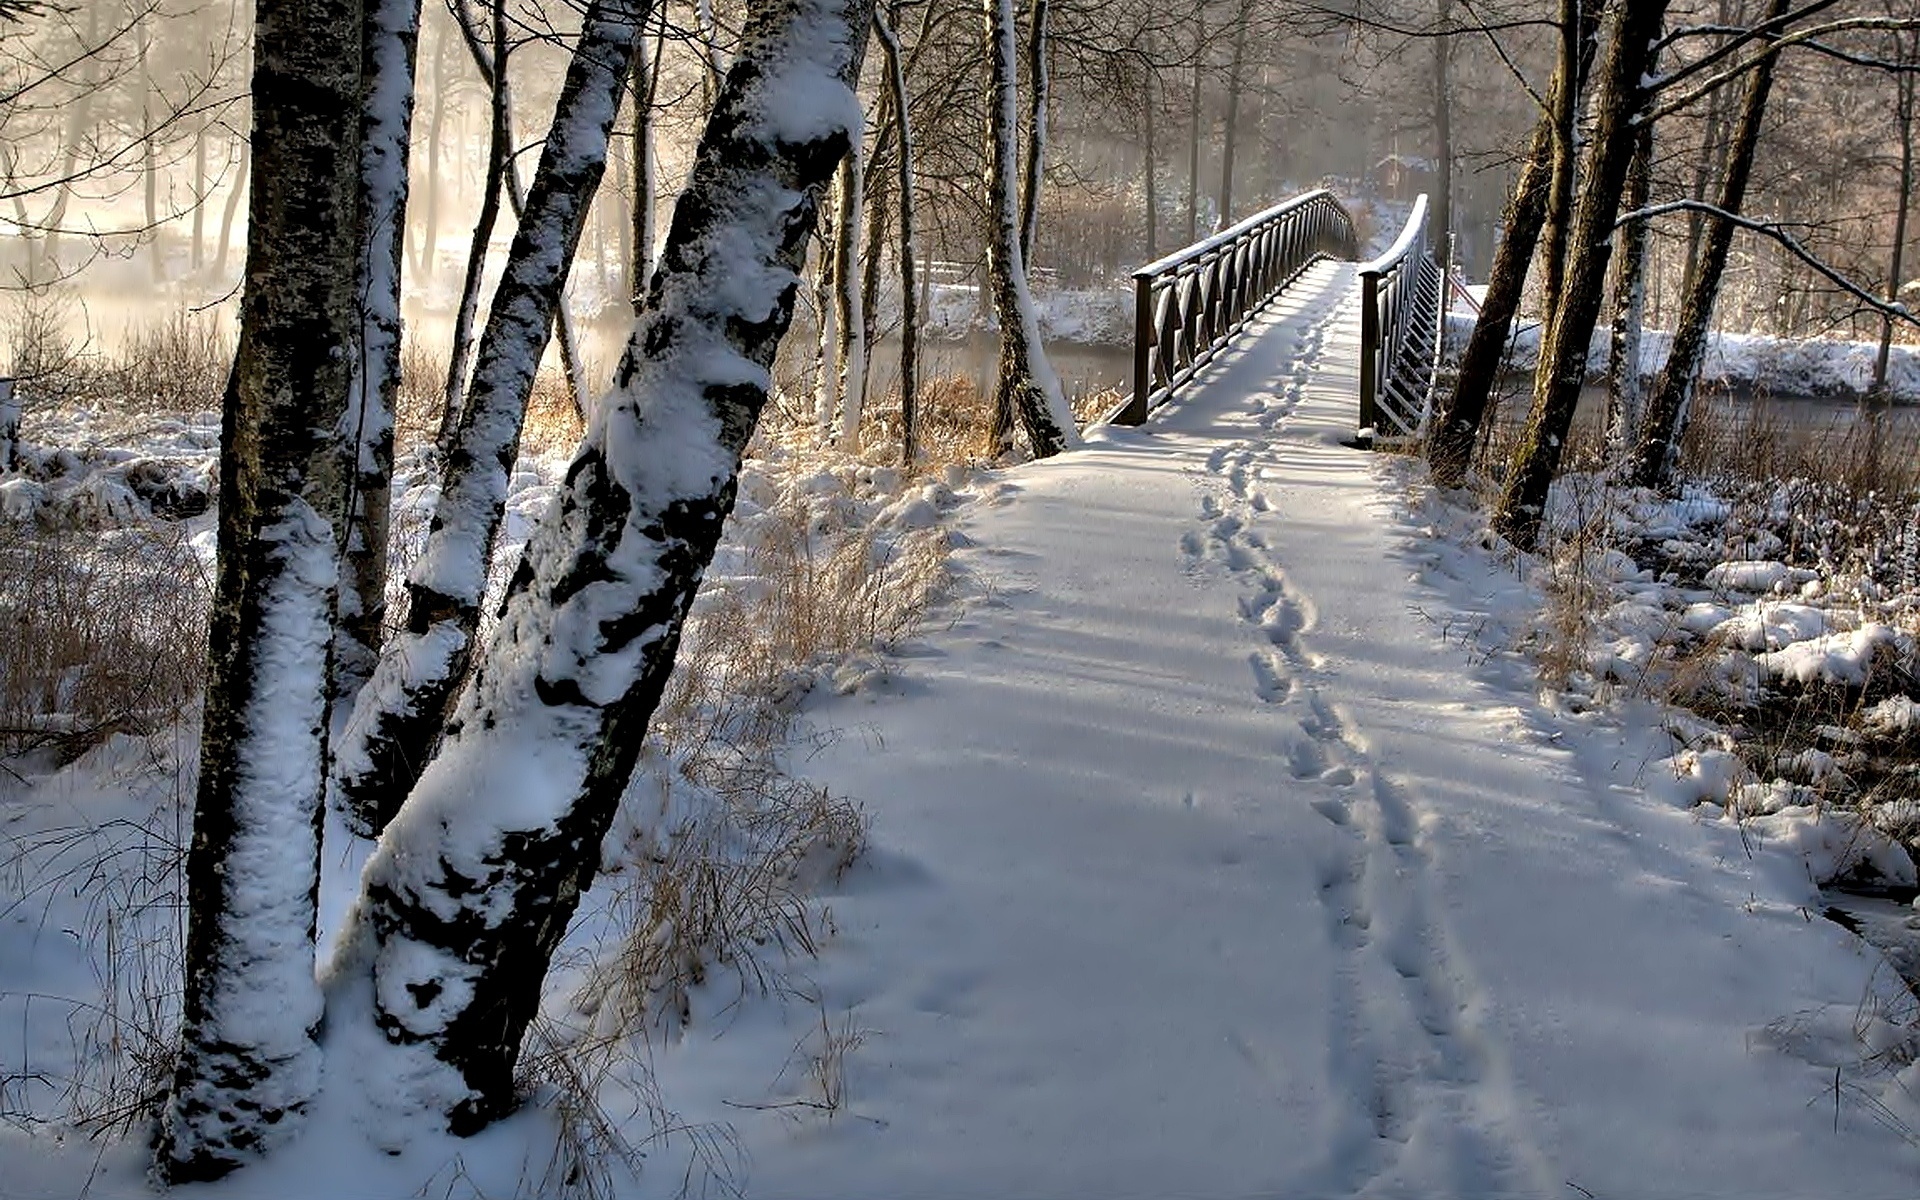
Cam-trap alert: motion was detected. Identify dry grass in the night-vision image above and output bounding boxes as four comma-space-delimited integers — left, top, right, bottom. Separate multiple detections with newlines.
576, 479, 949, 1040
0, 520, 210, 763
0, 735, 191, 1138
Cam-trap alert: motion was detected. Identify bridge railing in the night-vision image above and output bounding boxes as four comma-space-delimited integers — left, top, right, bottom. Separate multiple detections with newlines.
1117, 190, 1358, 425
1357, 193, 1444, 443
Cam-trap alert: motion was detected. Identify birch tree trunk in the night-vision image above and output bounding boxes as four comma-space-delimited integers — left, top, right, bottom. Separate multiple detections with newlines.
332, 0, 875, 1132
1605, 116, 1653, 460
1426, 2, 1599, 489
833, 139, 868, 446
1493, 0, 1669, 552
1019, 0, 1047, 264
155, 0, 364, 1178
628, 27, 663, 312
442, 0, 512, 443
1627, 0, 1790, 489
876, 6, 919, 465
985, 0, 1074, 457
336, 0, 425, 708
334, 0, 647, 838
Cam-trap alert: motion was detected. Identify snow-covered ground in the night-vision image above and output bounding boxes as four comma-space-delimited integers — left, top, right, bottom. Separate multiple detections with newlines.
5, 261, 1920, 1197
1444, 304, 1920, 404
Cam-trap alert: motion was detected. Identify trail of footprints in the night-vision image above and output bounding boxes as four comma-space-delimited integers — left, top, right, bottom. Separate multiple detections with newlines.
1183, 292, 1532, 1196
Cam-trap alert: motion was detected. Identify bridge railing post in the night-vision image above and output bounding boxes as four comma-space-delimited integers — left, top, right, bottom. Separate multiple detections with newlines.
1358, 269, 1381, 442
1121, 272, 1154, 425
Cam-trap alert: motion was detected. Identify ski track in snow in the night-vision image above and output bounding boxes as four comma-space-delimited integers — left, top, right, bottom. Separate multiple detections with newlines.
1183, 283, 1535, 1197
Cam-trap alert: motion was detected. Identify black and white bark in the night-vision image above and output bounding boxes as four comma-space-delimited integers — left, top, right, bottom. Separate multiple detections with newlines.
985, 0, 1074, 457
334, 0, 647, 838
1628, 0, 1790, 489
336, 0, 425, 707
1427, 1, 1601, 489
832, 135, 869, 445
1019, 0, 1047, 263
1606, 114, 1653, 460
155, 0, 364, 1179
441, 0, 512, 444
628, 24, 664, 312
875, 6, 919, 465
1494, 0, 1670, 552
330, 0, 874, 1133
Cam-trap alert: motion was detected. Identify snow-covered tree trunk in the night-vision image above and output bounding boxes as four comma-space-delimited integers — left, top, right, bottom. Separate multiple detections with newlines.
833, 136, 868, 446
441, 0, 512, 444
1018, 0, 1046, 263
1427, 0, 1600, 490
810, 212, 838, 432
155, 0, 364, 1179
875, 7, 919, 465
628, 28, 662, 312
984, 0, 1074, 457
334, 0, 647, 838
336, 0, 424, 706
1628, 0, 1788, 490
333, 0, 874, 1132
1493, 0, 1669, 552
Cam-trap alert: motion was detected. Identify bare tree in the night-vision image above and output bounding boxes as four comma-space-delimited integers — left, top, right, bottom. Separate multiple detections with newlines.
1493, 0, 1670, 552
334, 0, 649, 837
155, 0, 363, 1178
332, 0, 877, 1130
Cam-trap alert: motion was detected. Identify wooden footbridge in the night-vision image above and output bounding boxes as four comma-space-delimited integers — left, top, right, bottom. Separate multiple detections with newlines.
1115, 190, 1446, 443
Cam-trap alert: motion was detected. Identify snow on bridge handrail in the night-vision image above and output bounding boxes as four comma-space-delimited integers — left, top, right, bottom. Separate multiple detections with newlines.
1356, 193, 1444, 444
1118, 189, 1360, 424
1358, 193, 1429, 275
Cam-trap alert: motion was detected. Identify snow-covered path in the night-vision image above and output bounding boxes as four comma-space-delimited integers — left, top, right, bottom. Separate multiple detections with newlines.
653, 261, 1920, 1199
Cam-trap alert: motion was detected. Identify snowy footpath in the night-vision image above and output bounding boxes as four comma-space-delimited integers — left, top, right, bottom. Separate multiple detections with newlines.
648, 261, 1920, 1199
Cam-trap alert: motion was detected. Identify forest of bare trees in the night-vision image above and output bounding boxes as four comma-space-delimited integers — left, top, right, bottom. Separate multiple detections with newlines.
3, 0, 1919, 1185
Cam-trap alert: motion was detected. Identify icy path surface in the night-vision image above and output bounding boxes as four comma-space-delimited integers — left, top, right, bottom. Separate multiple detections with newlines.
655, 261, 1918, 1198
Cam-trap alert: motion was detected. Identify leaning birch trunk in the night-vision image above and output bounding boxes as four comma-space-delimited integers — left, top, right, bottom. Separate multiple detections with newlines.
1018, 0, 1047, 264
442, 0, 511, 442
628, 29, 663, 312
833, 141, 868, 446
1627, 0, 1788, 490
875, 7, 919, 465
984, 0, 1073, 457
1426, 0, 1600, 489
336, 0, 425, 706
333, 0, 646, 838
155, 0, 363, 1179
332, 0, 875, 1132
1493, 0, 1669, 553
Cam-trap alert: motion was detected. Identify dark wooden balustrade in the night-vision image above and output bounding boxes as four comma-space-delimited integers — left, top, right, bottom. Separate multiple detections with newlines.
1118, 190, 1359, 425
